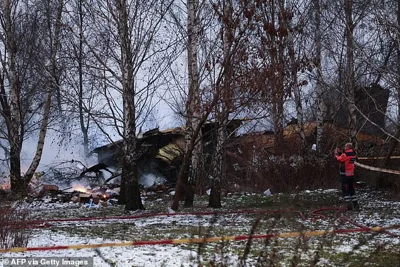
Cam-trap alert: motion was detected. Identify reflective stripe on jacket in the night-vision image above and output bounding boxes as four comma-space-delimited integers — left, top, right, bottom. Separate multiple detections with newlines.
335, 149, 356, 176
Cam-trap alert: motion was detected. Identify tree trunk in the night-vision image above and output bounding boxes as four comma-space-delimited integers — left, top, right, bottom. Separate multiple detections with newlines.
77, 0, 90, 157
184, 0, 203, 207
9, 147, 23, 195
172, 147, 191, 210
287, 14, 306, 156
271, 2, 285, 156
314, 0, 324, 154
208, 122, 225, 208
23, 89, 52, 185
118, 177, 126, 204
123, 143, 144, 210
172, 118, 205, 210
3, 0, 23, 195
208, 0, 232, 209
114, 0, 144, 211
344, 0, 357, 147
24, 0, 64, 186
121, 98, 143, 210
376, 0, 400, 189
208, 180, 221, 208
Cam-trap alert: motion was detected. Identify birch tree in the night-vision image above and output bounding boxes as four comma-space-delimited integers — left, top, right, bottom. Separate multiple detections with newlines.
208, 0, 234, 208
171, 0, 254, 210
207, 0, 254, 208
285, 1, 307, 155
170, 1, 220, 210
82, 0, 175, 210
344, 0, 357, 146
63, 0, 93, 157
24, 0, 65, 182
0, 0, 63, 194
183, 0, 203, 207
314, 0, 324, 154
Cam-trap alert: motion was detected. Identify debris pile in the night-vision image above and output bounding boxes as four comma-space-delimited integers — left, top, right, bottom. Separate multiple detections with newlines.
27, 182, 120, 207
27, 180, 176, 207
1, 160, 176, 206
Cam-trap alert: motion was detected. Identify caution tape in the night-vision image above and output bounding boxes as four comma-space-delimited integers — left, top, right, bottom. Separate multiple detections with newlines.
355, 162, 400, 176
357, 156, 400, 160
0, 226, 395, 253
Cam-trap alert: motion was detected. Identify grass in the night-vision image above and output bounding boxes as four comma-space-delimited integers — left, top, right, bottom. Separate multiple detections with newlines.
23, 187, 400, 266
321, 250, 400, 267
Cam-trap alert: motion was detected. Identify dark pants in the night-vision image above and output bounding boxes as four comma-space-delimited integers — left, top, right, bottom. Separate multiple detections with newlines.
341, 175, 359, 209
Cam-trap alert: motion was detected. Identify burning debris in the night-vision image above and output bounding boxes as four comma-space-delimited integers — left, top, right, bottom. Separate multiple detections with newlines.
1, 127, 184, 205
13, 160, 120, 205
61, 184, 119, 204
28, 183, 120, 207
24, 175, 175, 209
0, 175, 11, 192
1, 183, 10, 190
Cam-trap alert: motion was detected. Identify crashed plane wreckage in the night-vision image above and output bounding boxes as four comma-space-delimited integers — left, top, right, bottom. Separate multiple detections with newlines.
89, 121, 243, 187
89, 127, 186, 186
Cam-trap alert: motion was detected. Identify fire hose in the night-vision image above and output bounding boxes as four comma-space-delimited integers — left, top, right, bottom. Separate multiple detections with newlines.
2, 207, 398, 253
10, 209, 304, 229
8, 207, 399, 239
310, 207, 399, 238
1, 225, 397, 253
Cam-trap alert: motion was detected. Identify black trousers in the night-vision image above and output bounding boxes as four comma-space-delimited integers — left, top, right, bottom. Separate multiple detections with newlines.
341, 175, 358, 203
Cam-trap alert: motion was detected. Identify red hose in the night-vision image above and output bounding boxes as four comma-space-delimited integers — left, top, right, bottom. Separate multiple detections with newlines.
26, 209, 287, 225
311, 207, 346, 220
7, 207, 398, 239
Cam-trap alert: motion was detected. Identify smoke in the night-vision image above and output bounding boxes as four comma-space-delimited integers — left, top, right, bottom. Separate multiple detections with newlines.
19, 129, 98, 173
138, 172, 167, 188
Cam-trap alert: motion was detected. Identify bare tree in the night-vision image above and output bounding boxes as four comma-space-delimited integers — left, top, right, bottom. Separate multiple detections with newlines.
373, 0, 400, 189
206, 0, 255, 208
314, 0, 324, 154
344, 0, 357, 146
249, 0, 290, 155
286, 1, 307, 155
80, 0, 176, 210
170, 0, 218, 210
183, 0, 204, 207
207, 0, 234, 209
0, 0, 64, 195
63, 0, 93, 157
171, 0, 255, 209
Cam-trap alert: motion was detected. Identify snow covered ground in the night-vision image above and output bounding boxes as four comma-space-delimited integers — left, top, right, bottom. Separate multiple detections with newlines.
1, 187, 399, 267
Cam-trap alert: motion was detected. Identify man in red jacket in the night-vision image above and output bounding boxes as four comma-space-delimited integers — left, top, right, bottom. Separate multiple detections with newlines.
334, 143, 360, 211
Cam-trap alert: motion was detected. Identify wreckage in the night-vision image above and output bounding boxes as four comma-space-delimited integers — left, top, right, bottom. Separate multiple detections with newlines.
28, 123, 234, 203
3, 116, 392, 204
90, 127, 186, 185
89, 121, 243, 186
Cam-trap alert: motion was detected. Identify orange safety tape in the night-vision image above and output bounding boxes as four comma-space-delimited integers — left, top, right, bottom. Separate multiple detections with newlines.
0, 226, 394, 253
355, 162, 400, 176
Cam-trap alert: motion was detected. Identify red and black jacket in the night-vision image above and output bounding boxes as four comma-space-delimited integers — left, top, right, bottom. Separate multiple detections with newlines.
335, 149, 357, 176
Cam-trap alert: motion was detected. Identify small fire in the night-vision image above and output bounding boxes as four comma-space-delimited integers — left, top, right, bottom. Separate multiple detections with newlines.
1, 183, 10, 190
73, 185, 88, 193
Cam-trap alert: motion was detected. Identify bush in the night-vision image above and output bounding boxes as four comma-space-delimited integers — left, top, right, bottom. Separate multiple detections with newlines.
0, 204, 31, 249
225, 150, 339, 194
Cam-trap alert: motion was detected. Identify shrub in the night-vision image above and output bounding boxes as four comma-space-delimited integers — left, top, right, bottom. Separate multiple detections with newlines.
0, 204, 31, 249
